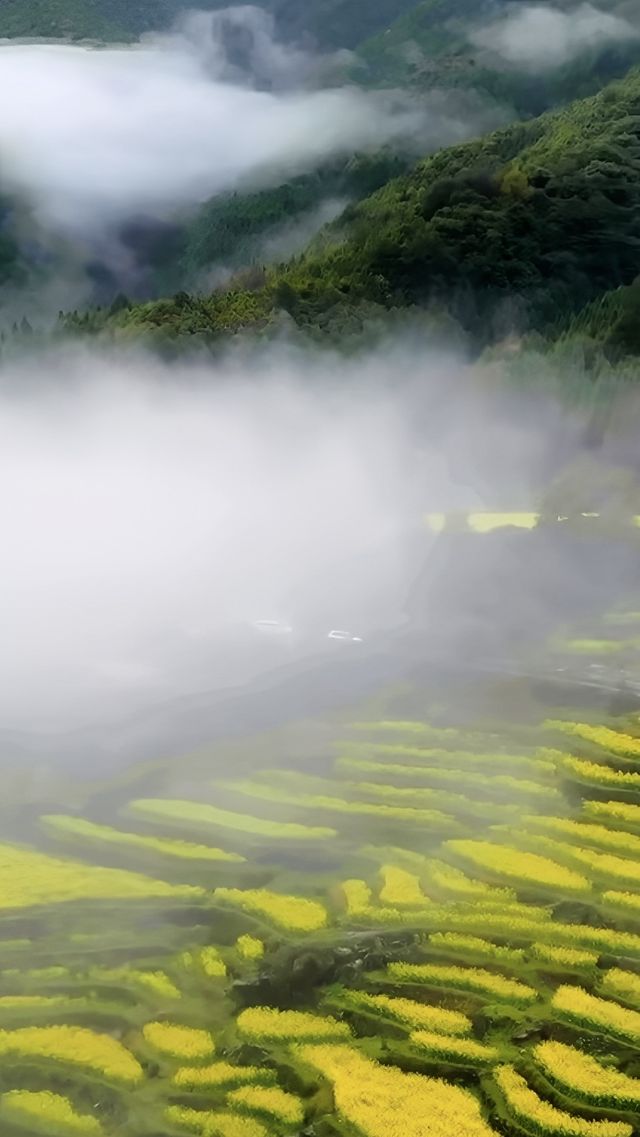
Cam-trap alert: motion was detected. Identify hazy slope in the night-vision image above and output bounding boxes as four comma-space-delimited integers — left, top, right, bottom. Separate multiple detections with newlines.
0, 0, 417, 47
354, 0, 640, 115
70, 67, 640, 351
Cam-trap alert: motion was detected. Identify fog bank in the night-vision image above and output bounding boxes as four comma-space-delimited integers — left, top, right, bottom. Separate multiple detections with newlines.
0, 7, 427, 233
471, 3, 640, 70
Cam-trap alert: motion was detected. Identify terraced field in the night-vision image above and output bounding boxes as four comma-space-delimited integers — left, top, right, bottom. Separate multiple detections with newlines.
3, 668, 640, 1136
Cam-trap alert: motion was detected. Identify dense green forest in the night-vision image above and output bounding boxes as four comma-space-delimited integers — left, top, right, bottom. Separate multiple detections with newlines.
65, 66, 640, 368
354, 0, 640, 115
0, 0, 416, 47
3, 1, 640, 371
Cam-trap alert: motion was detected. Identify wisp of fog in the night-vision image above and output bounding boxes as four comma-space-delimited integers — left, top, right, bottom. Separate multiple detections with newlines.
0, 339, 432, 731
1, 331, 614, 736
471, 2, 640, 70
0, 6, 435, 233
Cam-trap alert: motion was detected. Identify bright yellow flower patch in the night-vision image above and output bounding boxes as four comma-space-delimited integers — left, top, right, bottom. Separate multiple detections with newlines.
235, 935, 264, 961
583, 800, 640, 829
531, 943, 598, 968
378, 865, 430, 908
0, 841, 201, 911
296, 1044, 498, 1137
199, 948, 227, 979
0, 1090, 102, 1135
534, 1040, 640, 1108
142, 1021, 215, 1059
0, 1025, 142, 1082
337, 879, 372, 915
166, 1105, 268, 1137
522, 814, 640, 856
552, 985, 640, 1044
237, 1006, 351, 1042
525, 837, 640, 888
429, 932, 525, 963
602, 890, 640, 915
227, 778, 453, 827
422, 860, 516, 901
600, 969, 640, 1007
90, 966, 181, 1000
40, 814, 245, 862
410, 1030, 499, 1064
468, 512, 538, 532
338, 758, 558, 801
494, 1065, 631, 1137
173, 1062, 275, 1089
214, 888, 327, 933
560, 757, 640, 790
0, 995, 68, 1008
445, 839, 590, 894
545, 721, 640, 761
228, 1085, 304, 1127
336, 990, 471, 1035
388, 961, 537, 1003
128, 799, 336, 841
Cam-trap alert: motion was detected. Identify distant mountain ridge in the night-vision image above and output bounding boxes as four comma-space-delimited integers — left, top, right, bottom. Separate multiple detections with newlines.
62, 65, 640, 369
0, 0, 417, 48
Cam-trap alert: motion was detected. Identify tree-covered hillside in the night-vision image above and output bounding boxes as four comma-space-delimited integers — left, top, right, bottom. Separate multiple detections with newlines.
0, 0, 416, 46
354, 0, 640, 117
70, 67, 640, 359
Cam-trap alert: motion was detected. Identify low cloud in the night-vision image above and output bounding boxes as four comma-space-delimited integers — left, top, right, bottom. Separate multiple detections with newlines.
0, 7, 427, 234
1, 329, 626, 736
471, 3, 639, 70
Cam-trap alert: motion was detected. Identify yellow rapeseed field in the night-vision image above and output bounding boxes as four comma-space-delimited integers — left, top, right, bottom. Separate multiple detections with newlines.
551, 986, 640, 1043
525, 838, 640, 888
128, 799, 336, 841
583, 800, 640, 828
600, 969, 640, 1007
531, 943, 598, 968
214, 888, 328, 933
534, 1040, 640, 1107
237, 1006, 351, 1042
445, 839, 590, 894
337, 990, 472, 1034
40, 815, 245, 862
199, 948, 227, 979
494, 1065, 632, 1137
429, 932, 525, 963
545, 721, 640, 760
0, 1090, 103, 1135
227, 1085, 304, 1126
337, 759, 558, 801
559, 757, 640, 790
166, 1105, 268, 1137
0, 1025, 142, 1082
387, 961, 537, 1003
422, 860, 516, 901
228, 778, 453, 827
90, 966, 181, 1000
337, 879, 372, 914
235, 936, 264, 961
173, 1062, 275, 1089
0, 842, 201, 910
603, 889, 640, 916
410, 1030, 499, 1064
296, 1044, 498, 1137
378, 865, 430, 907
142, 1021, 215, 1059
522, 815, 640, 856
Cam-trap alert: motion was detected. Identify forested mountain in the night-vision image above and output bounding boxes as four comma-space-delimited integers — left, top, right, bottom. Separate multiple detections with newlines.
0, 0, 416, 47
67, 66, 640, 365
2, 2, 640, 371
355, 0, 640, 116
